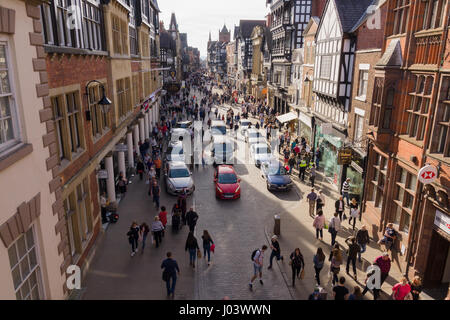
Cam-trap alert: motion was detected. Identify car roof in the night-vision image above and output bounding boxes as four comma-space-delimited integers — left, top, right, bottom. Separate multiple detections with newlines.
213, 136, 232, 143
217, 165, 236, 174
172, 128, 190, 133
254, 143, 269, 148
211, 120, 226, 126
177, 121, 192, 124
168, 161, 188, 169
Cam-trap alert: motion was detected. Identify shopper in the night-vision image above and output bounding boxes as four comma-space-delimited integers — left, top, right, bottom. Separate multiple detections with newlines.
313, 210, 325, 241
330, 246, 343, 286
186, 207, 199, 232
289, 248, 305, 286
185, 232, 200, 268
249, 245, 268, 290
139, 222, 150, 253
127, 222, 140, 256
392, 277, 412, 300
159, 206, 168, 237
341, 178, 351, 206
136, 160, 145, 180
362, 252, 391, 300
316, 190, 325, 212
161, 252, 180, 298
151, 216, 164, 248
202, 230, 214, 266
348, 286, 363, 300
306, 188, 317, 218
348, 198, 359, 230
356, 225, 370, 262
268, 235, 283, 269
118, 172, 128, 196
310, 164, 316, 187
379, 223, 397, 253
333, 277, 349, 300
178, 190, 187, 225
335, 196, 345, 221
313, 247, 325, 286
345, 236, 360, 280
409, 276, 423, 300
152, 180, 161, 210
329, 212, 341, 246
171, 203, 182, 232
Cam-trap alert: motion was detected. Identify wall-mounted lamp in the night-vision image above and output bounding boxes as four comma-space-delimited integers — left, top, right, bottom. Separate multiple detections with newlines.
85, 80, 112, 121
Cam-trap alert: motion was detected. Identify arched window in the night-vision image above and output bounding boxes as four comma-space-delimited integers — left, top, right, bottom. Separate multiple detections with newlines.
382, 88, 395, 129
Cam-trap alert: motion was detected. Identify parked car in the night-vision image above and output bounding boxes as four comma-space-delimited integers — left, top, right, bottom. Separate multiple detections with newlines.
164, 161, 195, 195
170, 128, 191, 144
173, 120, 192, 131
239, 119, 252, 135
250, 143, 275, 168
246, 129, 264, 144
210, 136, 234, 166
210, 120, 227, 138
214, 165, 241, 199
261, 160, 293, 191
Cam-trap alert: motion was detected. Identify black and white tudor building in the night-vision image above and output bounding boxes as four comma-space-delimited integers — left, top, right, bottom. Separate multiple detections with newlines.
312, 0, 373, 189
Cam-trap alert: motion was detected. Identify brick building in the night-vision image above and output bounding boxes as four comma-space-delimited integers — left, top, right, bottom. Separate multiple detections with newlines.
362, 0, 450, 292
39, 0, 162, 296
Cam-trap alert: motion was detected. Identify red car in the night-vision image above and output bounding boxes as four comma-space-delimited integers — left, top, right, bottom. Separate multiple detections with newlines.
214, 165, 241, 199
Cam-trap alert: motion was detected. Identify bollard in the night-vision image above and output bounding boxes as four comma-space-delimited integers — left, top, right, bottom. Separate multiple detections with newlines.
273, 215, 281, 236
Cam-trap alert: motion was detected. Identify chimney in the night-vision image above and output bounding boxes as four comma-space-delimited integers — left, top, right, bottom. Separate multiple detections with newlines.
159, 21, 165, 31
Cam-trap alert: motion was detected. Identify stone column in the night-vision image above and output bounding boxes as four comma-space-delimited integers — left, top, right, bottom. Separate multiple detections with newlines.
139, 117, 145, 142
133, 124, 139, 154
126, 131, 134, 168
105, 153, 116, 203
144, 112, 150, 139
118, 149, 126, 177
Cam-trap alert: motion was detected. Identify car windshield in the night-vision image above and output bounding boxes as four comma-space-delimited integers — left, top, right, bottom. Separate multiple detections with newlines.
249, 132, 262, 139
218, 173, 237, 184
241, 121, 251, 126
167, 147, 183, 155
256, 146, 271, 154
212, 126, 226, 135
169, 168, 190, 178
214, 143, 233, 153
177, 122, 190, 128
267, 165, 287, 175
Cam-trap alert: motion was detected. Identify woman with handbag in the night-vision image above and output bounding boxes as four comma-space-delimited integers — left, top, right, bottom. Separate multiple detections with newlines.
348, 198, 359, 230
139, 222, 150, 253
185, 231, 200, 268
289, 248, 305, 287
313, 210, 325, 241
330, 246, 343, 286
313, 247, 325, 286
201, 230, 214, 266
392, 277, 412, 300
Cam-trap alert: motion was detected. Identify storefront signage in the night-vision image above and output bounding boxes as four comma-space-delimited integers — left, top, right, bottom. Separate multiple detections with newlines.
338, 148, 352, 165
114, 144, 128, 152
97, 170, 108, 179
434, 210, 450, 236
418, 164, 438, 185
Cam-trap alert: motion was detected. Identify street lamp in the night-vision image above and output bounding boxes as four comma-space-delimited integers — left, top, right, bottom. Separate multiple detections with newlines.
85, 80, 112, 121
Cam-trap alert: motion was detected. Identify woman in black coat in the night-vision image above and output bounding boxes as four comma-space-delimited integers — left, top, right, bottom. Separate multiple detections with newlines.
185, 232, 200, 268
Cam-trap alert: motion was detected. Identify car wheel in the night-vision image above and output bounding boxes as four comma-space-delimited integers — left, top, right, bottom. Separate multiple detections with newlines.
267, 183, 271, 191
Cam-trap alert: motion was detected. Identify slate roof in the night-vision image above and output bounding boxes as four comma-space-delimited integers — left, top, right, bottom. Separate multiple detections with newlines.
238, 20, 266, 39
169, 13, 178, 31
221, 25, 229, 34
150, 0, 160, 12
350, 0, 386, 33
333, 0, 374, 33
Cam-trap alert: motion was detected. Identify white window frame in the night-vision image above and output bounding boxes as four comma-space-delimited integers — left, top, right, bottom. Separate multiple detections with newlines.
357, 69, 369, 100
0, 40, 21, 154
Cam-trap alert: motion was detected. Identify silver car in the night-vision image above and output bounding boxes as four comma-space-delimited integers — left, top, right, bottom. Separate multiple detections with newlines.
164, 161, 195, 195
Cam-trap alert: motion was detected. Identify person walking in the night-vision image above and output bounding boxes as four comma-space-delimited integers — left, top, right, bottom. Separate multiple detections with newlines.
249, 245, 268, 290
329, 212, 341, 246
161, 252, 180, 298
268, 235, 283, 269
379, 223, 397, 254
178, 190, 187, 225
159, 206, 168, 237
348, 198, 359, 230
289, 248, 305, 286
392, 277, 412, 300
298, 157, 307, 181
127, 222, 140, 256
306, 188, 318, 218
313, 247, 325, 286
171, 202, 182, 232
186, 207, 199, 232
151, 216, 164, 248
333, 277, 349, 300
316, 190, 325, 212
313, 211, 325, 241
409, 276, 422, 300
341, 178, 351, 206
118, 172, 128, 196
136, 160, 145, 180
288, 154, 296, 175
362, 252, 391, 300
185, 231, 200, 268
345, 236, 360, 280
202, 230, 214, 266
335, 196, 345, 221
151, 180, 161, 209
309, 164, 316, 187
154, 156, 162, 179
139, 222, 150, 253
330, 246, 343, 286
356, 225, 370, 262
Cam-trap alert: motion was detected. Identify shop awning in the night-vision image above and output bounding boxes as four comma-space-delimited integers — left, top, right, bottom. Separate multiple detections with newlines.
277, 112, 298, 123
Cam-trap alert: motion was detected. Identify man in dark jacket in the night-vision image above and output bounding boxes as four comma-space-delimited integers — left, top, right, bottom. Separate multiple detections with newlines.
335, 196, 345, 221
186, 207, 199, 232
161, 252, 180, 297
344, 236, 360, 280
356, 225, 370, 262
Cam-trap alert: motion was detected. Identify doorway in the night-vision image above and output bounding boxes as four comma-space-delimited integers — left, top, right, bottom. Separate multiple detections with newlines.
425, 230, 450, 287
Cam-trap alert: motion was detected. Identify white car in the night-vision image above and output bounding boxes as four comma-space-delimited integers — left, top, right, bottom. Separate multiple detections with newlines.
246, 129, 263, 142
250, 143, 275, 168
165, 141, 185, 162
170, 128, 191, 144
239, 119, 252, 135
210, 136, 234, 165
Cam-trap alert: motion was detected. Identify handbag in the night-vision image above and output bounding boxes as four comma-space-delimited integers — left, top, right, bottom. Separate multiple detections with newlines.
343, 213, 348, 220
162, 269, 170, 282
300, 269, 305, 280
197, 249, 202, 259
211, 244, 215, 253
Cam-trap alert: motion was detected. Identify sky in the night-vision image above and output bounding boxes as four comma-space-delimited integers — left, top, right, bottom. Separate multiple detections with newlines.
158, 0, 269, 59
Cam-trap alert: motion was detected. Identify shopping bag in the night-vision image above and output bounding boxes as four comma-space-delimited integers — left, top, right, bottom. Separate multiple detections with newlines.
211, 244, 215, 253
197, 249, 202, 259
300, 269, 305, 280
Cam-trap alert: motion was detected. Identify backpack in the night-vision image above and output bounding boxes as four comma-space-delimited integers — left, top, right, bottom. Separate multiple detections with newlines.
251, 249, 259, 261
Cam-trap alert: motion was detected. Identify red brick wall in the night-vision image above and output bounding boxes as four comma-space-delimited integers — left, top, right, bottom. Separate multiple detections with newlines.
312, 0, 327, 18
355, 4, 387, 51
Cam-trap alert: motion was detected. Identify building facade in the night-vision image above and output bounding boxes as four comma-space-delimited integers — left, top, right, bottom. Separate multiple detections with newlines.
0, 0, 66, 300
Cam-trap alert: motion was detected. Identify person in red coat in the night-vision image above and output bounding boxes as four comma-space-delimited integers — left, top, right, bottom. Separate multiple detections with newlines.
159, 206, 168, 237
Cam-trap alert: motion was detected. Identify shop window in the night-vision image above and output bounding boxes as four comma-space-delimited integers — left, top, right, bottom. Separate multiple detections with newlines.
430, 77, 450, 156
8, 226, 43, 300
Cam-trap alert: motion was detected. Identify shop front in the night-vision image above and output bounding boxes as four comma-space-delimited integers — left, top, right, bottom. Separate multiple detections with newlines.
345, 149, 366, 203
298, 111, 313, 146
314, 121, 345, 190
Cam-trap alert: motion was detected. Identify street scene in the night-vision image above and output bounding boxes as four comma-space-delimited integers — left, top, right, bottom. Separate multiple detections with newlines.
0, 0, 449, 303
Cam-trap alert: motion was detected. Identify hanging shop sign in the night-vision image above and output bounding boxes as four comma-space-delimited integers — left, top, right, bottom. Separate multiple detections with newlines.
97, 170, 108, 179
434, 210, 450, 235
418, 164, 438, 185
338, 148, 353, 165
114, 144, 128, 152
